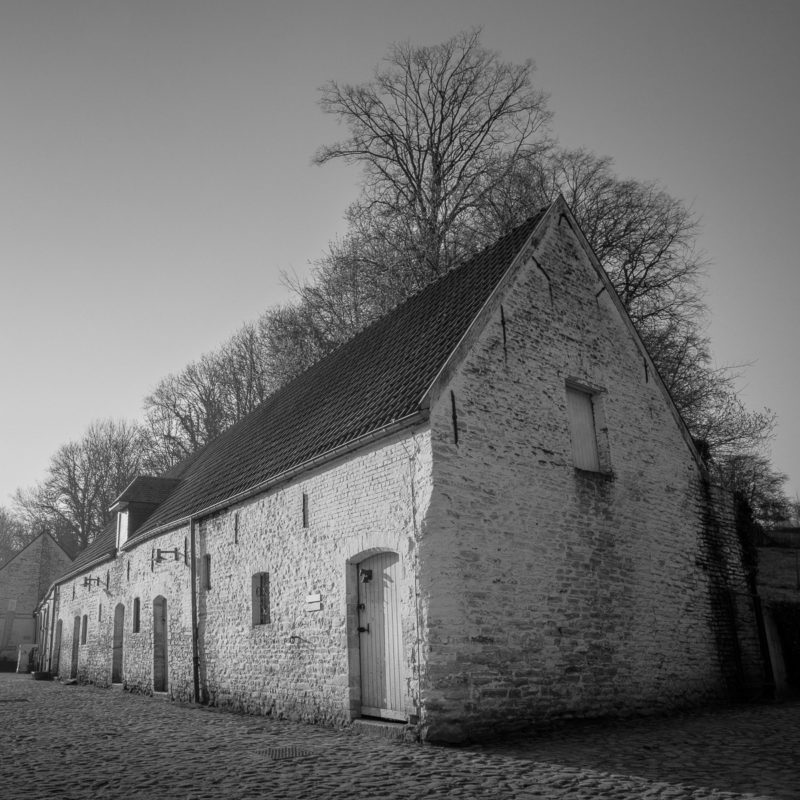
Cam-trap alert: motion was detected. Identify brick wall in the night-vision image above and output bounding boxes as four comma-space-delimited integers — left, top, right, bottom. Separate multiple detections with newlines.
418, 210, 759, 741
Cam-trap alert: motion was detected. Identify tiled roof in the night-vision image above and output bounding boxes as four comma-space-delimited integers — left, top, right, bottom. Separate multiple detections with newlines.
125, 211, 545, 539
113, 476, 181, 507
61, 519, 117, 579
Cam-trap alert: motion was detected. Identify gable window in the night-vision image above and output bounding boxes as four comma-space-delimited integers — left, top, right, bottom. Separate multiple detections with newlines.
133, 598, 141, 633
566, 385, 600, 471
252, 572, 271, 626
81, 614, 88, 644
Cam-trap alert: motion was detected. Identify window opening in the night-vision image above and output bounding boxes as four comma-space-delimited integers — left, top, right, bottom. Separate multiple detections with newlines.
252, 573, 271, 625
81, 614, 88, 645
566, 385, 600, 471
133, 598, 141, 633
202, 554, 212, 590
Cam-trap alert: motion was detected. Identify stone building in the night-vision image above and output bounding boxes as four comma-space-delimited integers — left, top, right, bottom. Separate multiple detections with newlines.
36, 198, 764, 741
0, 532, 72, 670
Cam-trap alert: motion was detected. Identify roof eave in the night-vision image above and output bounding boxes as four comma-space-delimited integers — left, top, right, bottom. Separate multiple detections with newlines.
554, 196, 708, 475
419, 202, 555, 410
123, 409, 430, 548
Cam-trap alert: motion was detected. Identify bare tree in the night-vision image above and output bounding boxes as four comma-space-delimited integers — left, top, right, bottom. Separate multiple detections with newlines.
315, 28, 551, 280
0, 506, 35, 567
143, 355, 231, 461
714, 453, 794, 528
14, 419, 149, 552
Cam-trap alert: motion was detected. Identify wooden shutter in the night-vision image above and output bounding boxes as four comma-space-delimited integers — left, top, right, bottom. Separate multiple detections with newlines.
566, 386, 600, 471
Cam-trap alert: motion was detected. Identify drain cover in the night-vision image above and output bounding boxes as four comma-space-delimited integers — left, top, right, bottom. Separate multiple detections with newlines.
257, 745, 315, 761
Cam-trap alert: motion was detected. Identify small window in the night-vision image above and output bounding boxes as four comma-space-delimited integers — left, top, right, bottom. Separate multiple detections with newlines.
252, 572, 270, 626
202, 554, 212, 590
81, 614, 88, 645
566, 385, 600, 471
133, 598, 141, 633
98, 604, 102, 622
302, 493, 309, 528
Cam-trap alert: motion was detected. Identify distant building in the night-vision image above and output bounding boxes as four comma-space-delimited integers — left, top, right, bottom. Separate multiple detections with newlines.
0, 533, 72, 670
35, 198, 765, 741
755, 526, 800, 695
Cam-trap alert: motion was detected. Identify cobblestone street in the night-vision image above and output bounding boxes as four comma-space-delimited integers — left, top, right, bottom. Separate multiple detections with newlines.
1, 673, 797, 799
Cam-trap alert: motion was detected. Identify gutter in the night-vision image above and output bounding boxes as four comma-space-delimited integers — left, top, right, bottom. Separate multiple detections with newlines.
123, 410, 428, 547
54, 550, 116, 585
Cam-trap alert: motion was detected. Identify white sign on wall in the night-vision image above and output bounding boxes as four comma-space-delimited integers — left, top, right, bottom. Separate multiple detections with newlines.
305, 594, 322, 612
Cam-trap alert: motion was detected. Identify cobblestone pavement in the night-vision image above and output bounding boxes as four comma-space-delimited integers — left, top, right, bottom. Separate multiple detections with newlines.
1, 674, 798, 799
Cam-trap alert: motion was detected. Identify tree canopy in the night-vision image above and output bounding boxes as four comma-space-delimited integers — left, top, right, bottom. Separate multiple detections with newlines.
4, 29, 793, 561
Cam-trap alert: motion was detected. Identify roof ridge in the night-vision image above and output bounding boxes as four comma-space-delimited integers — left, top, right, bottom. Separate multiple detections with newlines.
122, 211, 547, 539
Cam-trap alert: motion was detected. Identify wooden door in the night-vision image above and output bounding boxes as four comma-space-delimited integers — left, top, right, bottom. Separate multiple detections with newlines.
357, 552, 405, 720
52, 619, 62, 674
70, 616, 80, 679
112, 604, 125, 683
153, 596, 168, 692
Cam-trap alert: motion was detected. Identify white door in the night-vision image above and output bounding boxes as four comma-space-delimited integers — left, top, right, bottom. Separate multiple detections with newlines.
357, 552, 405, 720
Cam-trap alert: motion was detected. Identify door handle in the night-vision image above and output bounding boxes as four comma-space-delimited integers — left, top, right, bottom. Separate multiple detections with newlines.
357, 624, 370, 634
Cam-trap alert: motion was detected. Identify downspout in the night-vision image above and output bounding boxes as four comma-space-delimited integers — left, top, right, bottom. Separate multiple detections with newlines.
189, 517, 200, 703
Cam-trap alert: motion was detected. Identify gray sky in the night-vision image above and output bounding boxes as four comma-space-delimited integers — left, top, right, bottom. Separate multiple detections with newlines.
1, 0, 798, 506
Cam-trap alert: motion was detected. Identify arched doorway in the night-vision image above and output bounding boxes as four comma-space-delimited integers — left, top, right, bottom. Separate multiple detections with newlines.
70, 615, 81, 679
153, 596, 168, 692
52, 619, 62, 675
112, 604, 125, 683
356, 551, 405, 720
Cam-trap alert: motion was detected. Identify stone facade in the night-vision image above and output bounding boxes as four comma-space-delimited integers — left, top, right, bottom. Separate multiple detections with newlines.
39, 200, 764, 741
0, 534, 72, 668
51, 431, 433, 728
416, 210, 762, 740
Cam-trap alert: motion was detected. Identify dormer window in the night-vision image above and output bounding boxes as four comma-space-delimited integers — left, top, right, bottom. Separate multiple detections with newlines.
116, 507, 130, 550
110, 475, 181, 550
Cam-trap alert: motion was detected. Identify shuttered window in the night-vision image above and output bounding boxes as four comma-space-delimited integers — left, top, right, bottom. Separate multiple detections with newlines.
202, 555, 212, 591
566, 386, 600, 471
133, 598, 141, 633
252, 573, 270, 626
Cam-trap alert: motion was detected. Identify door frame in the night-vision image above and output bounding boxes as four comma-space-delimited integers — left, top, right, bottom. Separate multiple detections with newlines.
346, 548, 407, 722
70, 615, 80, 679
112, 603, 125, 684
153, 595, 168, 693
52, 619, 62, 675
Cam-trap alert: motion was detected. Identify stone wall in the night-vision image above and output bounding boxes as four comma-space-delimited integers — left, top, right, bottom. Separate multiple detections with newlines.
419, 209, 759, 741
54, 429, 432, 728
192, 429, 431, 725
